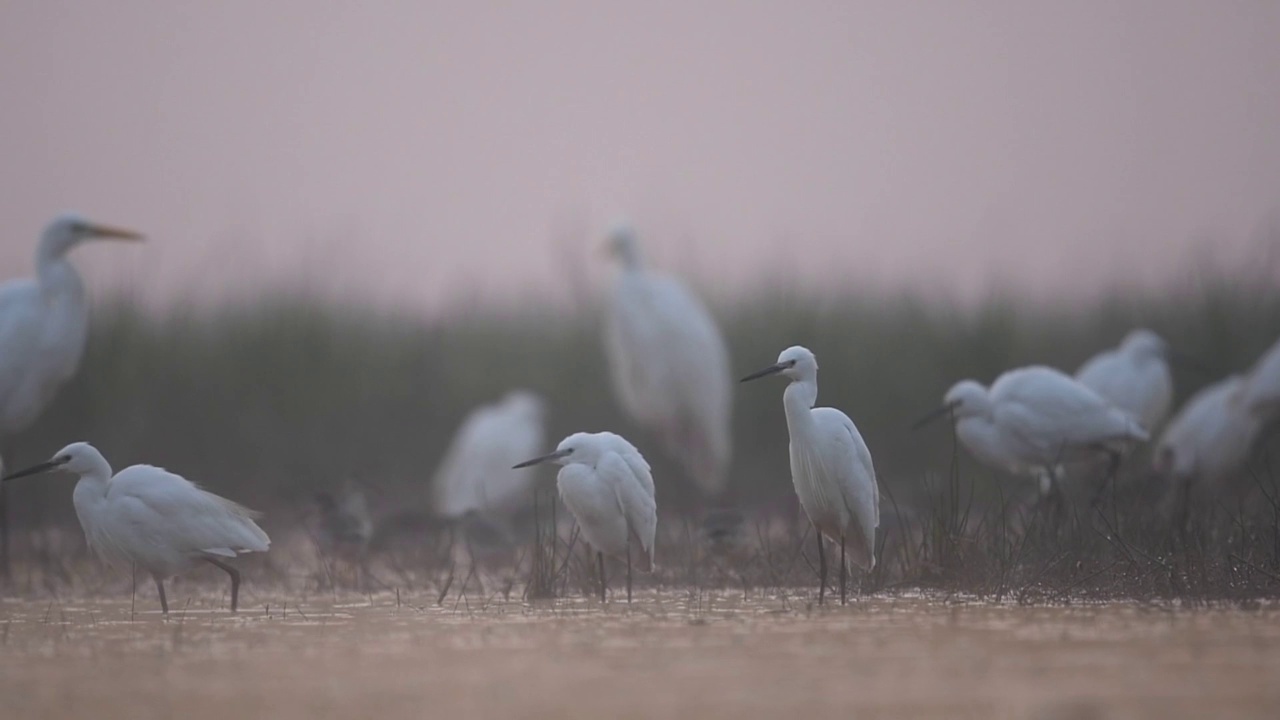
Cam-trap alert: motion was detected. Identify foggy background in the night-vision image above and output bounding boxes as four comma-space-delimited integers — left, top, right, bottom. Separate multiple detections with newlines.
1, 2, 1279, 535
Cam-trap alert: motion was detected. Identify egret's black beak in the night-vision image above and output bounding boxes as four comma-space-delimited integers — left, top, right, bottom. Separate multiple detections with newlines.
513, 449, 572, 469
911, 401, 959, 430
2, 458, 68, 482
740, 363, 787, 383
1166, 348, 1215, 377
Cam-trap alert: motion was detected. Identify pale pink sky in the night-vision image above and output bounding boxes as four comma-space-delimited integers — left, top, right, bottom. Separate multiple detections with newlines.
2, 1, 1278, 311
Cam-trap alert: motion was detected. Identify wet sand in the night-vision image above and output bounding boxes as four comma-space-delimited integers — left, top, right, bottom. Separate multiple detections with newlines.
2, 590, 1278, 719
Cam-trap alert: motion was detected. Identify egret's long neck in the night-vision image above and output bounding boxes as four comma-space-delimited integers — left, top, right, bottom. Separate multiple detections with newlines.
783, 378, 819, 436
70, 465, 113, 534
36, 242, 84, 299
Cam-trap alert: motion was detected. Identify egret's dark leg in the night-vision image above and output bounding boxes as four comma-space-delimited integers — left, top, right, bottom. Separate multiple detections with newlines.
626, 545, 633, 604
597, 551, 607, 603
154, 578, 169, 615
1090, 452, 1122, 509
204, 557, 241, 612
840, 535, 847, 606
816, 530, 827, 606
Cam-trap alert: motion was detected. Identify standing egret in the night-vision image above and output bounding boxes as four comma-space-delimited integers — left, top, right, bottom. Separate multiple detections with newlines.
314, 483, 373, 588
513, 431, 656, 603
1075, 329, 1175, 434
602, 225, 733, 499
1241, 336, 1280, 420
915, 366, 1150, 500
741, 346, 879, 606
1153, 375, 1265, 527
432, 390, 547, 525
0, 213, 143, 580
3, 442, 269, 614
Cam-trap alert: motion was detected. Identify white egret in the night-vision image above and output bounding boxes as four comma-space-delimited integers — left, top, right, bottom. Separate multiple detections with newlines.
740, 346, 879, 606
432, 390, 547, 523
916, 366, 1150, 499
1241, 336, 1280, 420
1075, 329, 1174, 433
0, 213, 143, 579
602, 225, 733, 499
1153, 375, 1265, 526
513, 431, 656, 603
3, 442, 269, 614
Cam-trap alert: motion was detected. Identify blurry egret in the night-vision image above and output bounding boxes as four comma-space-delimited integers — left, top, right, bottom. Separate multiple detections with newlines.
314, 483, 373, 588
3, 442, 269, 614
1075, 329, 1174, 434
602, 224, 732, 499
1241, 336, 1280, 420
916, 366, 1150, 499
513, 431, 656, 603
1153, 375, 1265, 527
0, 213, 143, 579
432, 390, 547, 524
741, 346, 879, 606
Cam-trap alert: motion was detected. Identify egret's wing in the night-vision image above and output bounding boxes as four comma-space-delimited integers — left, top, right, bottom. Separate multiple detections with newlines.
605, 274, 678, 425
431, 409, 497, 516
433, 402, 545, 518
556, 464, 628, 556
813, 407, 878, 570
1077, 351, 1173, 431
994, 366, 1147, 455
106, 465, 270, 558
601, 452, 657, 570
599, 432, 655, 500
1243, 337, 1280, 417
0, 280, 48, 431
648, 274, 734, 492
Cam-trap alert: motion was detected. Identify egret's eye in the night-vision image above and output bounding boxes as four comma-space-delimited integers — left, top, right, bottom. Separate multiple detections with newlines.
60, 455, 72, 463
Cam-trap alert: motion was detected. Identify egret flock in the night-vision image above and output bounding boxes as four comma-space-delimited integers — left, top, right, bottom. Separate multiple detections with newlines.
2, 212, 1280, 611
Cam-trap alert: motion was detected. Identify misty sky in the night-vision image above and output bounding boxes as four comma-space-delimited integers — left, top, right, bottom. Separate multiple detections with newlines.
2, 1, 1278, 311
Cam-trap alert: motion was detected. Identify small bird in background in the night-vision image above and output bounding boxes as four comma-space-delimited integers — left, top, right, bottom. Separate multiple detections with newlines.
432, 390, 547, 530
3, 442, 269, 614
514, 431, 656, 603
313, 482, 373, 589
602, 223, 733, 502
1075, 329, 1175, 435
0, 213, 143, 582
1153, 375, 1266, 530
916, 366, 1150, 505
741, 345, 879, 606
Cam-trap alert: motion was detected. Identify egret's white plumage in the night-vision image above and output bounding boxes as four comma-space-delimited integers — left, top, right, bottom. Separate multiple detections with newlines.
1154, 375, 1265, 519
1241, 336, 1280, 420
3, 442, 269, 613
602, 225, 732, 498
936, 366, 1150, 484
0, 214, 143, 434
432, 390, 547, 522
1075, 329, 1174, 434
741, 346, 879, 605
514, 431, 656, 602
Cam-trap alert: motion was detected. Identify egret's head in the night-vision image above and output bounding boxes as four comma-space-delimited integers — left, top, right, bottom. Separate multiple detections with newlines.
512, 432, 600, 469
943, 380, 991, 419
910, 379, 988, 429
603, 222, 642, 268
40, 212, 144, 260
502, 390, 547, 420
2, 442, 108, 482
1120, 328, 1168, 361
740, 345, 818, 384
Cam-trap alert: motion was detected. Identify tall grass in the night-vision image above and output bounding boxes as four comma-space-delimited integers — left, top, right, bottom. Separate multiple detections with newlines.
6, 252, 1280, 601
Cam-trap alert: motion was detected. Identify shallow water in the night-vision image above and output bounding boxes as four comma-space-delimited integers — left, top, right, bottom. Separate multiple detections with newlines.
2, 589, 1278, 719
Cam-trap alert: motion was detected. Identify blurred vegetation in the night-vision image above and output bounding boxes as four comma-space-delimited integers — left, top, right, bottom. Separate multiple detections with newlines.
6, 251, 1280, 546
